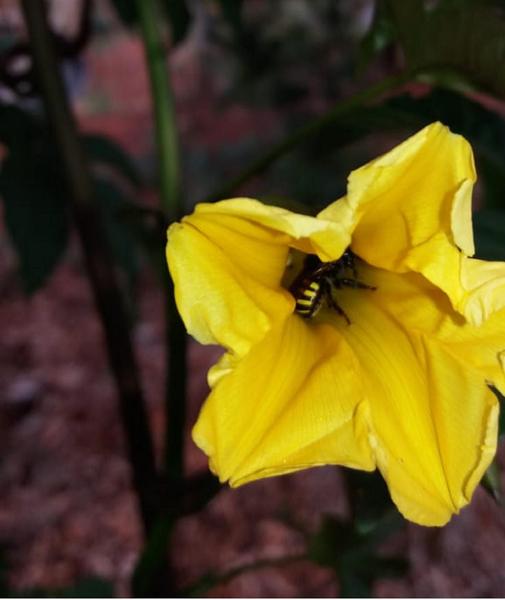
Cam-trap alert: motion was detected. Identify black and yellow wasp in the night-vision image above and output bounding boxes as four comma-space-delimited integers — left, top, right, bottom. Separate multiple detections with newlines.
289, 250, 374, 323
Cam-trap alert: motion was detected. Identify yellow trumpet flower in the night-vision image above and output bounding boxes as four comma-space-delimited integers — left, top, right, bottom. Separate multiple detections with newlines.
166, 122, 505, 526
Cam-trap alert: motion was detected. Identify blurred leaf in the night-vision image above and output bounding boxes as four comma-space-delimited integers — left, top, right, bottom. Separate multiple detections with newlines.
387, 0, 505, 98
110, 0, 138, 27
345, 470, 394, 534
473, 209, 505, 261
307, 88, 505, 212
52, 578, 114, 598
83, 134, 142, 187
357, 0, 397, 73
217, 0, 244, 36
94, 178, 141, 284
308, 508, 406, 598
482, 460, 502, 504
161, 0, 191, 45
119, 202, 168, 284
110, 0, 191, 45
13, 578, 114, 598
0, 107, 69, 293
489, 385, 505, 436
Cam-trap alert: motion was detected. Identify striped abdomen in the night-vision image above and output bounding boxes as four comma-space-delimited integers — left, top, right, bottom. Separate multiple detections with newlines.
293, 280, 322, 318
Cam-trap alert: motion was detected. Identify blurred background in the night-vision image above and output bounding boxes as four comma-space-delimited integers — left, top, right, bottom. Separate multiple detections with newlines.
2, 0, 505, 596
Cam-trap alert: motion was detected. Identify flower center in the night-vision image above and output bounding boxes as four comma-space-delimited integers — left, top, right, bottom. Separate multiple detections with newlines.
286, 249, 375, 323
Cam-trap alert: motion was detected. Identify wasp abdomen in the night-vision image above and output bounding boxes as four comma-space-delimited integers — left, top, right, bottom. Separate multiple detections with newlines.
293, 280, 322, 318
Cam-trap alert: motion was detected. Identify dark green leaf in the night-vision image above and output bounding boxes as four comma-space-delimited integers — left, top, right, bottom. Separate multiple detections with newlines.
94, 178, 141, 283
489, 385, 505, 436
482, 460, 502, 504
12, 577, 114, 598
83, 134, 142, 187
217, 0, 244, 36
54, 578, 114, 598
306, 88, 505, 213
387, 0, 505, 98
344, 470, 394, 534
110, 0, 138, 27
161, 0, 191, 45
473, 209, 505, 262
0, 135, 69, 294
308, 503, 406, 598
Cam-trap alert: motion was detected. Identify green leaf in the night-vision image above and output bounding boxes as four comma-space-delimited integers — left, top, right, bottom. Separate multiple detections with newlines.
307, 508, 407, 598
83, 134, 142, 187
217, 0, 244, 36
110, 0, 138, 27
306, 88, 505, 213
0, 124, 69, 293
489, 385, 505, 436
110, 0, 191, 45
94, 178, 141, 283
387, 0, 505, 98
473, 209, 505, 261
481, 460, 502, 504
12, 577, 114, 598
161, 0, 191, 45
54, 578, 114, 598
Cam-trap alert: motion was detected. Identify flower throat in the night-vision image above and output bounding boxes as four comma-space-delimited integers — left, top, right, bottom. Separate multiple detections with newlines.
288, 250, 375, 323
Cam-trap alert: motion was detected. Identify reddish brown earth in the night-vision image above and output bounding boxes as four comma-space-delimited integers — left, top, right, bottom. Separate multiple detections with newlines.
2, 3, 505, 597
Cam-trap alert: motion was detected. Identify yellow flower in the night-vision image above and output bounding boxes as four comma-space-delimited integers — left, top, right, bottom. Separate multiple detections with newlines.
166, 122, 505, 527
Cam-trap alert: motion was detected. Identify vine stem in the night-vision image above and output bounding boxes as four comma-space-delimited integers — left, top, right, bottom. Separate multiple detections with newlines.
20, 0, 158, 536
204, 70, 415, 202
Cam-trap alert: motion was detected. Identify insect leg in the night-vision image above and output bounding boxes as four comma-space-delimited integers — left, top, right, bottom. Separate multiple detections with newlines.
324, 279, 351, 325
337, 278, 376, 290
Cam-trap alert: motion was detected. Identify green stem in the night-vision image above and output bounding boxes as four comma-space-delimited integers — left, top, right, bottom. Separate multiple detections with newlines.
21, 0, 158, 536
136, 0, 181, 220
204, 70, 415, 202
135, 0, 187, 484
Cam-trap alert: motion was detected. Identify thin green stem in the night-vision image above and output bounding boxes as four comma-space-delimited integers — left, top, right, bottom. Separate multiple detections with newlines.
135, 0, 187, 484
21, 0, 158, 537
136, 0, 181, 220
204, 70, 415, 202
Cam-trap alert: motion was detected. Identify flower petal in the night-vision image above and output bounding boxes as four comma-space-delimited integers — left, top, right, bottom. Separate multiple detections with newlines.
360, 264, 505, 394
192, 314, 375, 486
319, 122, 488, 322
325, 271, 499, 526
166, 209, 293, 357
167, 198, 355, 356
195, 198, 352, 260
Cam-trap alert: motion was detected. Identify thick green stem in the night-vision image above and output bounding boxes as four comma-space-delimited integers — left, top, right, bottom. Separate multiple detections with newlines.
135, 0, 187, 483
21, 0, 158, 536
204, 70, 415, 202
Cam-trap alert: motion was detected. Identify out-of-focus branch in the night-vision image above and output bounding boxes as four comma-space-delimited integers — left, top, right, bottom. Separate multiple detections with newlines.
181, 553, 308, 597
204, 70, 415, 202
21, 0, 159, 536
